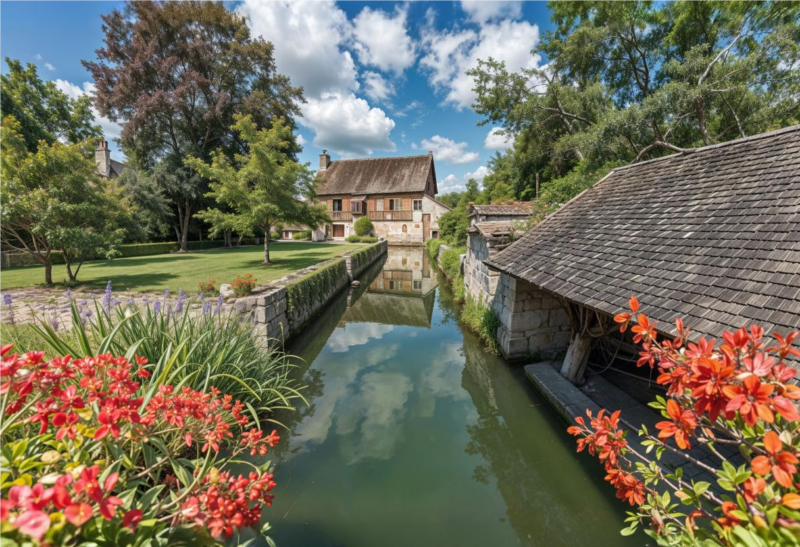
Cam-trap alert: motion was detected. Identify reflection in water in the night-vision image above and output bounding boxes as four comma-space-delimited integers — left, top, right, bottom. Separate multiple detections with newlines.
244, 247, 640, 547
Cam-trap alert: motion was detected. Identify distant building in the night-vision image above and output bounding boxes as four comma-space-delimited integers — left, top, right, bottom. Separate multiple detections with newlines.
468, 203, 534, 226
95, 139, 126, 179
316, 150, 451, 244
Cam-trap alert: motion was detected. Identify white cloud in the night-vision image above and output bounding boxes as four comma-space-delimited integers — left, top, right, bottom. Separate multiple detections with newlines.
300, 92, 396, 157
44, 62, 56, 72
460, 1, 523, 24
484, 127, 515, 150
363, 71, 395, 104
419, 135, 479, 165
296, 134, 306, 148
352, 5, 416, 75
464, 165, 489, 184
392, 100, 422, 118
34, 53, 43, 60
421, 19, 541, 110
439, 174, 464, 193
239, 0, 357, 97
54, 80, 122, 143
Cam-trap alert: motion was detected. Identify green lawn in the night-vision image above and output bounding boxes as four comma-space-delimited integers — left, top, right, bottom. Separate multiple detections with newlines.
0, 242, 361, 293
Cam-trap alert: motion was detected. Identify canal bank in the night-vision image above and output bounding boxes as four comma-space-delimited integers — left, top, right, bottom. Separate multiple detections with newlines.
237, 246, 641, 547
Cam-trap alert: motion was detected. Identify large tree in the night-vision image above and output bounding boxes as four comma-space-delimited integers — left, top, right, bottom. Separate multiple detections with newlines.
0, 58, 100, 152
84, 0, 304, 251
1, 117, 130, 285
187, 115, 329, 264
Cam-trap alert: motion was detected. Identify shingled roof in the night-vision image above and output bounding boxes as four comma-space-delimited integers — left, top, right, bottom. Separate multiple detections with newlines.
470, 203, 534, 217
468, 221, 519, 244
486, 125, 800, 344
317, 154, 436, 196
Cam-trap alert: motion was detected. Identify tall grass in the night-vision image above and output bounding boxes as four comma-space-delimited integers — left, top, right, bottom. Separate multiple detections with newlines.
461, 296, 500, 353
16, 296, 305, 427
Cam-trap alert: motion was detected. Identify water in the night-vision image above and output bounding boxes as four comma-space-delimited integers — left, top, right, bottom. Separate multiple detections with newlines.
247, 247, 641, 547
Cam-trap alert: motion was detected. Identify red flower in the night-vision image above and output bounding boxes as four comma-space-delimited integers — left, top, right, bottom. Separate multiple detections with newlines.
723, 375, 775, 426
14, 510, 50, 541
751, 431, 798, 488
123, 509, 143, 529
655, 399, 697, 450
65, 502, 94, 527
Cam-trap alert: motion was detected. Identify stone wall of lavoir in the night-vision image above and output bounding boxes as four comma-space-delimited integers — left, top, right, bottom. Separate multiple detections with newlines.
464, 232, 498, 307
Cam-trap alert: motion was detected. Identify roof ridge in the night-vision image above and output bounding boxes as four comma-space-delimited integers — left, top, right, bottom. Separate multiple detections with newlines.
329, 153, 432, 164
612, 124, 800, 173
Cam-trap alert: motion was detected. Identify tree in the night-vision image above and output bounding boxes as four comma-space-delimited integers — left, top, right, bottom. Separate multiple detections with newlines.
354, 216, 374, 237
187, 115, 329, 264
569, 296, 800, 544
1, 116, 129, 284
115, 168, 174, 241
0, 58, 100, 152
84, 1, 304, 251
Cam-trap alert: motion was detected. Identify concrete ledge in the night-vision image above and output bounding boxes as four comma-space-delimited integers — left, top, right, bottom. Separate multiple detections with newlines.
524, 363, 601, 425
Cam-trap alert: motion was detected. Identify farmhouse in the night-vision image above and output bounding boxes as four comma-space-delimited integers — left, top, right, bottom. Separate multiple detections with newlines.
484, 125, 800, 383
315, 151, 451, 244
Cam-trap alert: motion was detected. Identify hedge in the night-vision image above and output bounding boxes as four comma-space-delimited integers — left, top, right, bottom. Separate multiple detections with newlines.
285, 259, 347, 317
345, 235, 378, 243
426, 238, 444, 260
349, 241, 384, 276
292, 231, 311, 240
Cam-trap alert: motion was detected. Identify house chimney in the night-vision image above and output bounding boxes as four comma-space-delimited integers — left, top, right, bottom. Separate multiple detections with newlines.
95, 139, 110, 177
319, 150, 331, 171
428, 150, 433, 155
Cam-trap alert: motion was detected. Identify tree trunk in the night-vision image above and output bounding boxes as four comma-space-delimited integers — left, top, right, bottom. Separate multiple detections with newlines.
176, 199, 191, 252
263, 229, 270, 264
43, 261, 53, 285
65, 259, 76, 282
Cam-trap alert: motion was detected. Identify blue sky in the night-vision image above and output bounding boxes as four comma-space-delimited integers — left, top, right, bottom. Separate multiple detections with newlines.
1, 1, 554, 193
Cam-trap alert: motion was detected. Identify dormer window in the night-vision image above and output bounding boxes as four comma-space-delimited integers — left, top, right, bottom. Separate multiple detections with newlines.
351, 201, 363, 214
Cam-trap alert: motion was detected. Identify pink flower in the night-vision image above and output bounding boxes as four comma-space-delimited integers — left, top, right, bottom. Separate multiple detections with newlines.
14, 510, 50, 541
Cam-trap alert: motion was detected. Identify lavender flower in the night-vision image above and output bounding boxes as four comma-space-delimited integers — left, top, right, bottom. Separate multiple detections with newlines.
153, 301, 162, 315
103, 280, 113, 312
3, 294, 15, 325
65, 288, 72, 300
127, 298, 135, 307
2, 294, 11, 306
213, 295, 223, 316
166, 303, 173, 316
163, 288, 170, 299
203, 301, 212, 315
80, 299, 88, 306
50, 315, 60, 332
176, 288, 186, 313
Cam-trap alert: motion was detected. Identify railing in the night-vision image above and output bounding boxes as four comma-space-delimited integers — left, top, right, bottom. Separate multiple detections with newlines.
368, 210, 413, 221
329, 211, 352, 221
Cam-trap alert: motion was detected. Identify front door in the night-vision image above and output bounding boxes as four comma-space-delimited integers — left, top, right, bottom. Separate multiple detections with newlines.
422, 214, 431, 242
333, 224, 345, 238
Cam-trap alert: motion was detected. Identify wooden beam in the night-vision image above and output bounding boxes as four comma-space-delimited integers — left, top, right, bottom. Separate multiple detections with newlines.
560, 332, 593, 384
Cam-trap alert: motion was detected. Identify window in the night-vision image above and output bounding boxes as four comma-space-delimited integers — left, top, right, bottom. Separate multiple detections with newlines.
389, 198, 403, 211
413, 199, 422, 211
376, 199, 384, 212
402, 224, 408, 233
351, 201, 362, 213
413, 280, 422, 290
332, 199, 342, 212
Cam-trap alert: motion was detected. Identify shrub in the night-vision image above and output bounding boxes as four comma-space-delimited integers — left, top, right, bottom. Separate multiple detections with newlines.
270, 232, 280, 240
438, 209, 469, 246
462, 296, 499, 353
354, 216, 374, 236
568, 296, 800, 544
285, 259, 347, 318
0, 345, 281, 545
292, 231, 310, 240
197, 277, 217, 295
360, 236, 378, 244
23, 290, 303, 413
438, 246, 464, 282
346, 235, 362, 243
232, 273, 257, 296
426, 238, 444, 260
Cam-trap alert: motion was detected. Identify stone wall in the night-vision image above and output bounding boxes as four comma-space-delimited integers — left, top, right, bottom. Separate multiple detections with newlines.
491, 273, 572, 362
231, 241, 387, 345
464, 232, 499, 307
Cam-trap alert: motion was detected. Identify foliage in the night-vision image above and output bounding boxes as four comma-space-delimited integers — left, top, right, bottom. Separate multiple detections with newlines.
0, 346, 281, 545
84, 1, 305, 251
461, 296, 500, 353
354, 216, 374, 237
569, 296, 800, 545
0, 58, 99, 153
24, 291, 303, 414
426, 238, 445, 260
0, 116, 131, 285
115, 168, 173, 241
360, 236, 378, 244
438, 209, 471, 247
231, 274, 257, 297
188, 115, 328, 264
435, 192, 462, 209
285, 259, 347, 317
292, 231, 311, 241
346, 235, 362, 243
349, 242, 384, 276
469, 1, 800, 199
197, 277, 217, 296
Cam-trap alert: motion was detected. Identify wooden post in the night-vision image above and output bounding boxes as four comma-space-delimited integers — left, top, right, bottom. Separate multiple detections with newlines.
535, 172, 540, 198
560, 332, 593, 384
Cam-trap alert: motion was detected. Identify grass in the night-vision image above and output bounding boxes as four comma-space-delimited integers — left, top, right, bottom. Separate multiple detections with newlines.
0, 242, 361, 293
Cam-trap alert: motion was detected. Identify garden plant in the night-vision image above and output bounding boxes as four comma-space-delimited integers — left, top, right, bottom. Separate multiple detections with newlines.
568, 297, 800, 545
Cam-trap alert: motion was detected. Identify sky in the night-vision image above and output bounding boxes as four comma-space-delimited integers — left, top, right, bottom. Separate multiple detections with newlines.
0, 1, 554, 194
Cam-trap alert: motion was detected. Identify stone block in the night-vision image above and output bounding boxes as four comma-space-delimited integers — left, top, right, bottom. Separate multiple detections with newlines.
254, 307, 267, 323
220, 284, 234, 299
541, 296, 561, 309
514, 309, 548, 331
549, 307, 570, 327
527, 333, 555, 353
506, 336, 529, 357
524, 297, 542, 311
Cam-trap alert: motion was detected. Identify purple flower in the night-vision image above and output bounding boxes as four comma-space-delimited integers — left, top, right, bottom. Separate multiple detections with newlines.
50, 315, 60, 332
203, 301, 212, 315
213, 295, 223, 316
2, 294, 11, 306
103, 280, 113, 312
80, 299, 88, 306
163, 288, 170, 299
166, 303, 173, 316
127, 298, 135, 307
65, 288, 72, 300
176, 288, 186, 313
153, 301, 162, 315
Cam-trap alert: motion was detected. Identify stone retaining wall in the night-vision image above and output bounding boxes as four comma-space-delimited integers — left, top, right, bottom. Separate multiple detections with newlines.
231, 241, 387, 345
491, 273, 572, 361
464, 232, 499, 307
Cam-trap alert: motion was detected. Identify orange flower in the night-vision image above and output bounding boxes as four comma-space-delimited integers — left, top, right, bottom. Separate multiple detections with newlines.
655, 399, 697, 449
751, 431, 799, 488
717, 501, 741, 529
723, 375, 775, 426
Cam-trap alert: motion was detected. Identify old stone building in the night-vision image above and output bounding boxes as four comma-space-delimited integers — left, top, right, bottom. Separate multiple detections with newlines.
468, 203, 534, 226
484, 126, 800, 381
316, 151, 451, 244
464, 222, 517, 307
95, 139, 126, 179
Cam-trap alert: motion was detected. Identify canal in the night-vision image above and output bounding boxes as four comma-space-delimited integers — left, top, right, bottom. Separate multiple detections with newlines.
248, 247, 641, 546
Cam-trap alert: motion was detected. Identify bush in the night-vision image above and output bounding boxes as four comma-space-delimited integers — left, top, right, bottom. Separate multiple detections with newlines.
438, 209, 469, 246
360, 236, 378, 244
569, 296, 800, 544
292, 231, 310, 240
349, 241, 384, 275
0, 346, 281, 545
346, 235, 362, 243
270, 232, 280, 240
197, 277, 217, 295
438, 246, 464, 282
426, 238, 444, 260
285, 259, 347, 318
354, 216, 374, 236
462, 296, 500, 353
232, 273, 257, 296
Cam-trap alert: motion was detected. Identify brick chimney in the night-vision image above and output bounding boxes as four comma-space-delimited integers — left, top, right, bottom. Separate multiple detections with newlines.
319, 150, 331, 171
95, 139, 111, 177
